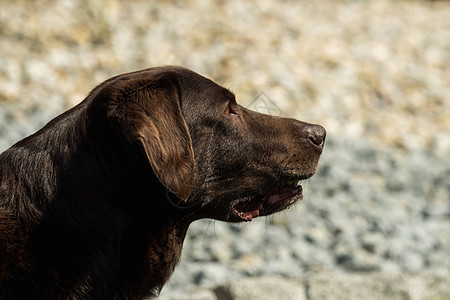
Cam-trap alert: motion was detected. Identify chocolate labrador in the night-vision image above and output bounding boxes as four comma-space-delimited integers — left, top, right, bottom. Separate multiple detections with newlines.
0, 66, 325, 299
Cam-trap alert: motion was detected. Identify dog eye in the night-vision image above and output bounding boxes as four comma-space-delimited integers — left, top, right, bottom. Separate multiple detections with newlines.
224, 102, 239, 116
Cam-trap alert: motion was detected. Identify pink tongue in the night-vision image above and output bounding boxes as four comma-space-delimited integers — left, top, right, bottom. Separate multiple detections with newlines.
235, 209, 260, 221
234, 202, 264, 221
266, 186, 302, 204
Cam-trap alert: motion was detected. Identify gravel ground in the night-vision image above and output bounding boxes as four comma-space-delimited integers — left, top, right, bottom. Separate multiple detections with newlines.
0, 0, 449, 297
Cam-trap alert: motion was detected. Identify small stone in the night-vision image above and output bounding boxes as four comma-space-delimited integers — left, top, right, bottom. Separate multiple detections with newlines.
214, 276, 305, 300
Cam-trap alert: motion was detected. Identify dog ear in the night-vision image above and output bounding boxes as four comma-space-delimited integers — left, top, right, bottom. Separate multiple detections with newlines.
107, 75, 194, 201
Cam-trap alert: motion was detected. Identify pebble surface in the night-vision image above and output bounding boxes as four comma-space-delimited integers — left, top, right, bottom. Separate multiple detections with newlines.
0, 0, 449, 297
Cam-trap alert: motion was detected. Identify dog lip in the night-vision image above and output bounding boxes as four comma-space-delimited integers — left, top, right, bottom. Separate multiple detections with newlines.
264, 185, 302, 204
231, 182, 303, 222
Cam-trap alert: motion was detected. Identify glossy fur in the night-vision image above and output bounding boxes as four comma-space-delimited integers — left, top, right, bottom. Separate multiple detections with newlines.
0, 66, 325, 299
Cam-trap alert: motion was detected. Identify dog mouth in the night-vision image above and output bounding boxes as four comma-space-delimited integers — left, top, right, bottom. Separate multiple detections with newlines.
231, 179, 304, 222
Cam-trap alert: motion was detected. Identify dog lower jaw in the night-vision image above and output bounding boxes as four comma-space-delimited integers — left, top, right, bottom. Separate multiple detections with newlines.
231, 185, 303, 222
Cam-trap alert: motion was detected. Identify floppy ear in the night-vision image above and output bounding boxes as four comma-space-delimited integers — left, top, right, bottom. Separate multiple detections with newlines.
107, 75, 194, 201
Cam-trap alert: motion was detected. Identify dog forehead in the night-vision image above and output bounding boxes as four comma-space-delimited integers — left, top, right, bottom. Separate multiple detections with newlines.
176, 71, 234, 105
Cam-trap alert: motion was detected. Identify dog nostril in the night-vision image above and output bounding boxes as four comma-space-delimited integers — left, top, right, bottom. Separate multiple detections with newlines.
309, 136, 323, 146
307, 125, 326, 147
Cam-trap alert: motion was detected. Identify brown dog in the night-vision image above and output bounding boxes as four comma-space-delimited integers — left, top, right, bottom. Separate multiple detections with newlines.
0, 66, 325, 299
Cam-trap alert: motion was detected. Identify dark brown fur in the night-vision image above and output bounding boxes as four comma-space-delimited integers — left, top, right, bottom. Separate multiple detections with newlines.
0, 66, 325, 299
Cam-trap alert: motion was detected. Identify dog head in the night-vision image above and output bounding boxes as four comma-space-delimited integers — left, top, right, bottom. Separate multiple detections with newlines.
102, 66, 325, 222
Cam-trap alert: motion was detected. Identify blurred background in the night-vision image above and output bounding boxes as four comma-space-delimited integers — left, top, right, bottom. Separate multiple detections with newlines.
0, 0, 449, 299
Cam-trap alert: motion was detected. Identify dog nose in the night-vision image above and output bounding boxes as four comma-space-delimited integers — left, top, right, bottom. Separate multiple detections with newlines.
306, 124, 326, 147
